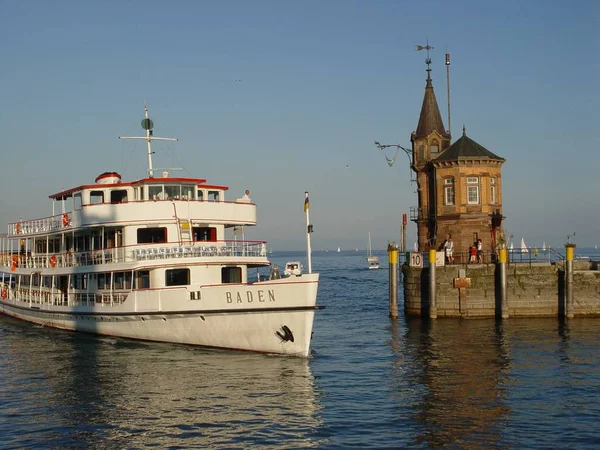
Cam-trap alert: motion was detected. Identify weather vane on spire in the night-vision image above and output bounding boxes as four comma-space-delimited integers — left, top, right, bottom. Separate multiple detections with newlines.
415, 40, 434, 72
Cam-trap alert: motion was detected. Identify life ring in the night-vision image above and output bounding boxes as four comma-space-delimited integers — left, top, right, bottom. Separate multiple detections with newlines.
50, 255, 57, 268
62, 213, 70, 227
11, 255, 18, 266
1, 289, 6, 300
16, 222, 21, 233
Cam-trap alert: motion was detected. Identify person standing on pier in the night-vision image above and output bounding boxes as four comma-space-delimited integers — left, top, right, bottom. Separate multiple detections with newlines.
477, 238, 483, 263
444, 237, 455, 264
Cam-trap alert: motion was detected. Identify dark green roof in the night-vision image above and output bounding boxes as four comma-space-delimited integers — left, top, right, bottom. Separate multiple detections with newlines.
435, 129, 504, 162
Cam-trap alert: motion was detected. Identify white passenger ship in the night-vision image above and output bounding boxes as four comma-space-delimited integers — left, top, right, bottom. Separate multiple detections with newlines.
0, 107, 320, 356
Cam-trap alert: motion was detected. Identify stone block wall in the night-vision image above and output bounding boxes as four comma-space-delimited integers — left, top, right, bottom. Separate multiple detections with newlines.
402, 261, 600, 318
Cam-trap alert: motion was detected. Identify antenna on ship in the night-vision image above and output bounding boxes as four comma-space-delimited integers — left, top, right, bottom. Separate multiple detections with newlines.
119, 103, 178, 178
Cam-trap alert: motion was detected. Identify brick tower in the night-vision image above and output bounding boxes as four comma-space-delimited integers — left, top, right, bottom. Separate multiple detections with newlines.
410, 57, 506, 261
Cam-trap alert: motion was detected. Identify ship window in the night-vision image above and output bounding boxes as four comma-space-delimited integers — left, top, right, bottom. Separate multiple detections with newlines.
164, 185, 180, 200
135, 270, 150, 289
149, 185, 167, 200
197, 190, 204, 201
193, 227, 217, 242
222, 267, 242, 284
110, 190, 128, 204
208, 190, 220, 201
137, 227, 167, 244
90, 191, 104, 205
166, 268, 190, 286
114, 272, 124, 290
182, 186, 193, 200
74, 193, 82, 210
444, 178, 455, 205
97, 273, 109, 290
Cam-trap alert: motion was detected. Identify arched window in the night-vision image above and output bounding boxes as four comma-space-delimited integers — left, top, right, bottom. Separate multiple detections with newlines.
431, 140, 439, 154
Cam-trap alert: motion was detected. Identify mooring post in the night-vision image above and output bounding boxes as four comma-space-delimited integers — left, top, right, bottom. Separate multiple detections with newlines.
429, 248, 437, 319
388, 241, 398, 319
565, 243, 575, 319
498, 247, 508, 318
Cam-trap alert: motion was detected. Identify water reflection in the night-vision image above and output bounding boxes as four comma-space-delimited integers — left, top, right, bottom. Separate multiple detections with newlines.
393, 318, 511, 449
0, 316, 323, 449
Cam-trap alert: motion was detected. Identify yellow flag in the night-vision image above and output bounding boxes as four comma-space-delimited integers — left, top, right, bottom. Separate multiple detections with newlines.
304, 193, 309, 212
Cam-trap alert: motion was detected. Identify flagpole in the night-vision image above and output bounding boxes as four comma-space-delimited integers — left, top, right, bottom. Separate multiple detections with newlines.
304, 190, 312, 274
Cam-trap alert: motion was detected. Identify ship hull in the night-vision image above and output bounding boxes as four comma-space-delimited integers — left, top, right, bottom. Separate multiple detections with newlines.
0, 273, 319, 357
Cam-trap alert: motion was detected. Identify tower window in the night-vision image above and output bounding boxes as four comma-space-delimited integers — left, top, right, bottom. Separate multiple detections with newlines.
444, 178, 455, 205
490, 177, 497, 204
431, 140, 439, 154
467, 177, 479, 204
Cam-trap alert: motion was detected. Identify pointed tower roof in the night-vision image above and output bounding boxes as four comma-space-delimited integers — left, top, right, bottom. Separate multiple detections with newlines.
415, 70, 450, 139
435, 126, 505, 162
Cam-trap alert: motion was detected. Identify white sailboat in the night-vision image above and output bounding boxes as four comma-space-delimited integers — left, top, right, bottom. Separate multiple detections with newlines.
520, 238, 529, 253
542, 242, 547, 251
366, 232, 379, 269
337, 247, 341, 253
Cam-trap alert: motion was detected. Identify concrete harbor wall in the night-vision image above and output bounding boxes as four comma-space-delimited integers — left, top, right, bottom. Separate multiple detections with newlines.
402, 260, 600, 318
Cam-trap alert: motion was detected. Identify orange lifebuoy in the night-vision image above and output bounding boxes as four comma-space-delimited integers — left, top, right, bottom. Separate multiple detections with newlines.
11, 255, 18, 266
1, 289, 6, 300
50, 255, 57, 268
62, 213, 70, 227
16, 222, 21, 233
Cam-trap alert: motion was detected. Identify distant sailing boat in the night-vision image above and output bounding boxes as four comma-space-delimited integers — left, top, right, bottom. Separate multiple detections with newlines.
542, 242, 547, 251
337, 247, 341, 253
509, 241, 514, 250
366, 232, 380, 269
520, 238, 529, 253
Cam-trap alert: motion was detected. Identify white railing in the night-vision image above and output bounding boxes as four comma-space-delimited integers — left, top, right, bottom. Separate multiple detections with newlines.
9, 214, 68, 236
3, 288, 128, 307
1, 241, 267, 270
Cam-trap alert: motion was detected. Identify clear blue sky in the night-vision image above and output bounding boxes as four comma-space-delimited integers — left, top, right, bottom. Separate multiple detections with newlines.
1, 1, 598, 251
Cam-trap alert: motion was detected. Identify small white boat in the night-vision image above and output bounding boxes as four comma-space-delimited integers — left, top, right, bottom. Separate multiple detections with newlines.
284, 261, 304, 277
337, 247, 341, 253
542, 242, 547, 251
366, 232, 379, 269
520, 238, 529, 254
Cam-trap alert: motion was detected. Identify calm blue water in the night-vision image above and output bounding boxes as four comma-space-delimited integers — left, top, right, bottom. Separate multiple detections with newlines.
1, 250, 599, 449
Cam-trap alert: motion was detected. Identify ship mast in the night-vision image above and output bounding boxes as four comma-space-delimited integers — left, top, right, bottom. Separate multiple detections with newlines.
119, 104, 178, 178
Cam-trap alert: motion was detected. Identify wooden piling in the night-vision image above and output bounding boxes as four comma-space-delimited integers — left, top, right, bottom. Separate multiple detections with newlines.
565, 243, 575, 319
498, 247, 508, 318
429, 248, 437, 319
388, 242, 398, 319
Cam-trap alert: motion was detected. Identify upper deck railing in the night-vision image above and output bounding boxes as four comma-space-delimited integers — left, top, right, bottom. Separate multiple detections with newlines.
0, 240, 268, 270
9, 213, 69, 236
